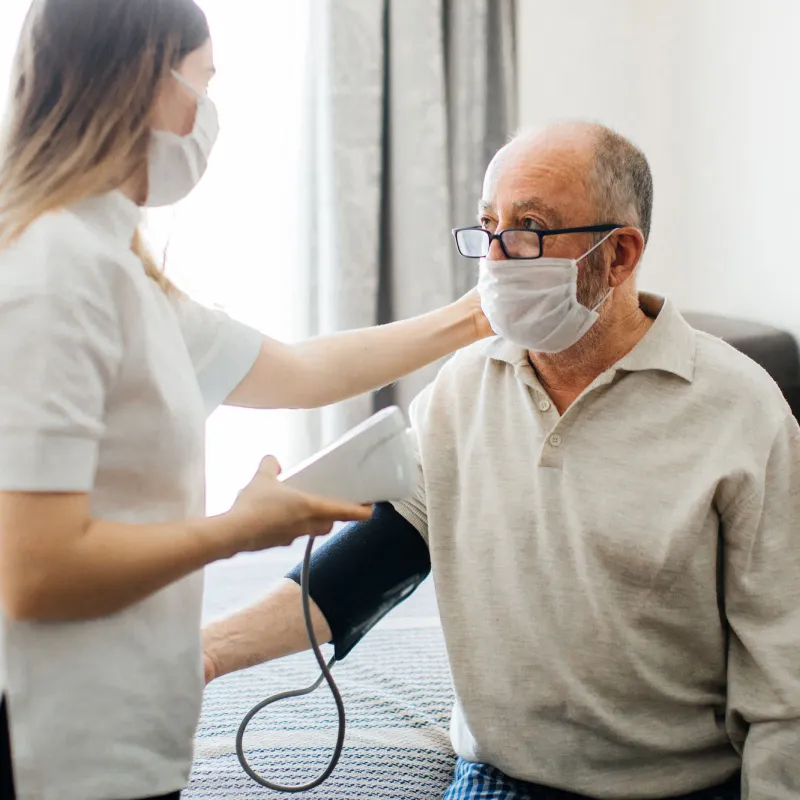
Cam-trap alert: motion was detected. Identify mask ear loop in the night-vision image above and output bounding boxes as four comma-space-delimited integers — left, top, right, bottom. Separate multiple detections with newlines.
168, 69, 219, 153
575, 227, 618, 263
170, 69, 204, 97
574, 228, 619, 312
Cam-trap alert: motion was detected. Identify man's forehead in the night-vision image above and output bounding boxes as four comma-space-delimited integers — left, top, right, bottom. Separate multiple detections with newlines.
478, 196, 563, 225
480, 130, 594, 219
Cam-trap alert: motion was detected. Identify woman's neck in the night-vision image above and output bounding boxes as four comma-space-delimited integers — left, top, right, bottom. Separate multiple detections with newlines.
119, 168, 148, 206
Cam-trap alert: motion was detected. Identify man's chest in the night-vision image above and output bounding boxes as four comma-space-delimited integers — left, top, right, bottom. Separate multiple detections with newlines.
419, 370, 739, 594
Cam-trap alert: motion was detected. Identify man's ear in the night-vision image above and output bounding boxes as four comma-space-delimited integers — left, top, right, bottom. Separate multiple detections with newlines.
608, 228, 645, 287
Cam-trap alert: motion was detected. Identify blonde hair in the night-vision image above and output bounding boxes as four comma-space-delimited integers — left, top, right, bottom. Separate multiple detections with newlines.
0, 0, 210, 293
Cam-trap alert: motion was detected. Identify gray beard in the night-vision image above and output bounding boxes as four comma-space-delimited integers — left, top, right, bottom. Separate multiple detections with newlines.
575, 249, 608, 309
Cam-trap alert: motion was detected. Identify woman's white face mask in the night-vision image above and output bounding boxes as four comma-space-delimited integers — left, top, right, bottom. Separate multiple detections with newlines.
477, 229, 616, 353
146, 71, 219, 208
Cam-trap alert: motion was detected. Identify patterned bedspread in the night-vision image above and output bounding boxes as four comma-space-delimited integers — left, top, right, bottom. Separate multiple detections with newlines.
187, 549, 455, 800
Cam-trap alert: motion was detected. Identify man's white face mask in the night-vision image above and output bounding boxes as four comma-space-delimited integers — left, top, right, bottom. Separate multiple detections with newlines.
477, 229, 616, 353
146, 71, 220, 208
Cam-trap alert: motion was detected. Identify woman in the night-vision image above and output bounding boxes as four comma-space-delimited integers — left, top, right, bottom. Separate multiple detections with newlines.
0, 1, 491, 798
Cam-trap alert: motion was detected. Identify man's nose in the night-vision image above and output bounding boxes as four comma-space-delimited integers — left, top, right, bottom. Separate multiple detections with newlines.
487, 237, 506, 261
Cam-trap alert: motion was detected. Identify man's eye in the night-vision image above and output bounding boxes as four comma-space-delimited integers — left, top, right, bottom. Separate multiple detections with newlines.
522, 218, 540, 231
480, 218, 496, 231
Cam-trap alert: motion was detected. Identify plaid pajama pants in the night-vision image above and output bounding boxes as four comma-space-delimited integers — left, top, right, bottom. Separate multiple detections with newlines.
442, 759, 741, 800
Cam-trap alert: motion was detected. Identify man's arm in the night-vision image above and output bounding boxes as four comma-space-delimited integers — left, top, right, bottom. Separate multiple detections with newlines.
203, 503, 431, 681
203, 577, 329, 681
723, 414, 800, 798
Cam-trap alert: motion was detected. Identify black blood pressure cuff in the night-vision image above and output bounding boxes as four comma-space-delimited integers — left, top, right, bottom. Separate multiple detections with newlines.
285, 502, 431, 660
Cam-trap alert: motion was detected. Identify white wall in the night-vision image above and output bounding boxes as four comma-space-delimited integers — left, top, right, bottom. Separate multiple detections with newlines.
517, 0, 800, 337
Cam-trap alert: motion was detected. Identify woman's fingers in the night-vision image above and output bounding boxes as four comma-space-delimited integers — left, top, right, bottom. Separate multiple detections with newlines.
308, 499, 373, 525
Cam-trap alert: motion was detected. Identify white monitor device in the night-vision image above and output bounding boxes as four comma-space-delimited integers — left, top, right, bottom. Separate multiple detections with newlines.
279, 406, 416, 505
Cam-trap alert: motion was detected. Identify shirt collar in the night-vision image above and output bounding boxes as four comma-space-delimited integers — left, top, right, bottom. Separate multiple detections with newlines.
482, 292, 697, 383
69, 190, 142, 245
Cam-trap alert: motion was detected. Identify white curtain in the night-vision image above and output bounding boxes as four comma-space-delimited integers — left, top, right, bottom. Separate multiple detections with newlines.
295, 0, 517, 457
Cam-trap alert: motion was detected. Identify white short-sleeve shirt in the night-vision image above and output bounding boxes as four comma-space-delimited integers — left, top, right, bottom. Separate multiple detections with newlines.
0, 191, 262, 800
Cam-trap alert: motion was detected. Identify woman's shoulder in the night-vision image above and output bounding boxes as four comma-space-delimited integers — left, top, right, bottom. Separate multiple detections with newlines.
0, 203, 136, 298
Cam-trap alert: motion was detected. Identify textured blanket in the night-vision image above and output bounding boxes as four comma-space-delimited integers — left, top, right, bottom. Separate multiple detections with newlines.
187, 550, 455, 800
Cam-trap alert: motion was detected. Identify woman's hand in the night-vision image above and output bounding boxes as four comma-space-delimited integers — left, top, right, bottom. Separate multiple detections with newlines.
0, 458, 369, 623
226, 456, 372, 552
452, 287, 494, 341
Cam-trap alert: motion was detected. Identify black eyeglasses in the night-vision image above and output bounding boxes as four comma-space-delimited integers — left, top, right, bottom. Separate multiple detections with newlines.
452, 223, 622, 260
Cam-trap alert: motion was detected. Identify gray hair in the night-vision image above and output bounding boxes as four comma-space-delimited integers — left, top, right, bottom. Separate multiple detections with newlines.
509, 121, 654, 245
587, 124, 653, 244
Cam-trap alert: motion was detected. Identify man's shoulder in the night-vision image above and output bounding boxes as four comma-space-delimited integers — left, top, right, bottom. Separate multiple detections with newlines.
440, 337, 508, 382
691, 328, 791, 418
408, 339, 500, 426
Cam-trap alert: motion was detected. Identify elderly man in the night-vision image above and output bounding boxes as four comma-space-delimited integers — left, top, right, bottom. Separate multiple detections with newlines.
203, 122, 800, 799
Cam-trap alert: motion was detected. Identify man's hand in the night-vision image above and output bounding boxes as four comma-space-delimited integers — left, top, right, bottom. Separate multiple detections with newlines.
203, 651, 217, 684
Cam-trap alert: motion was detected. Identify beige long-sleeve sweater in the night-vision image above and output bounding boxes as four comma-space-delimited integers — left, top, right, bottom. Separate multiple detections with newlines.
394, 294, 800, 799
